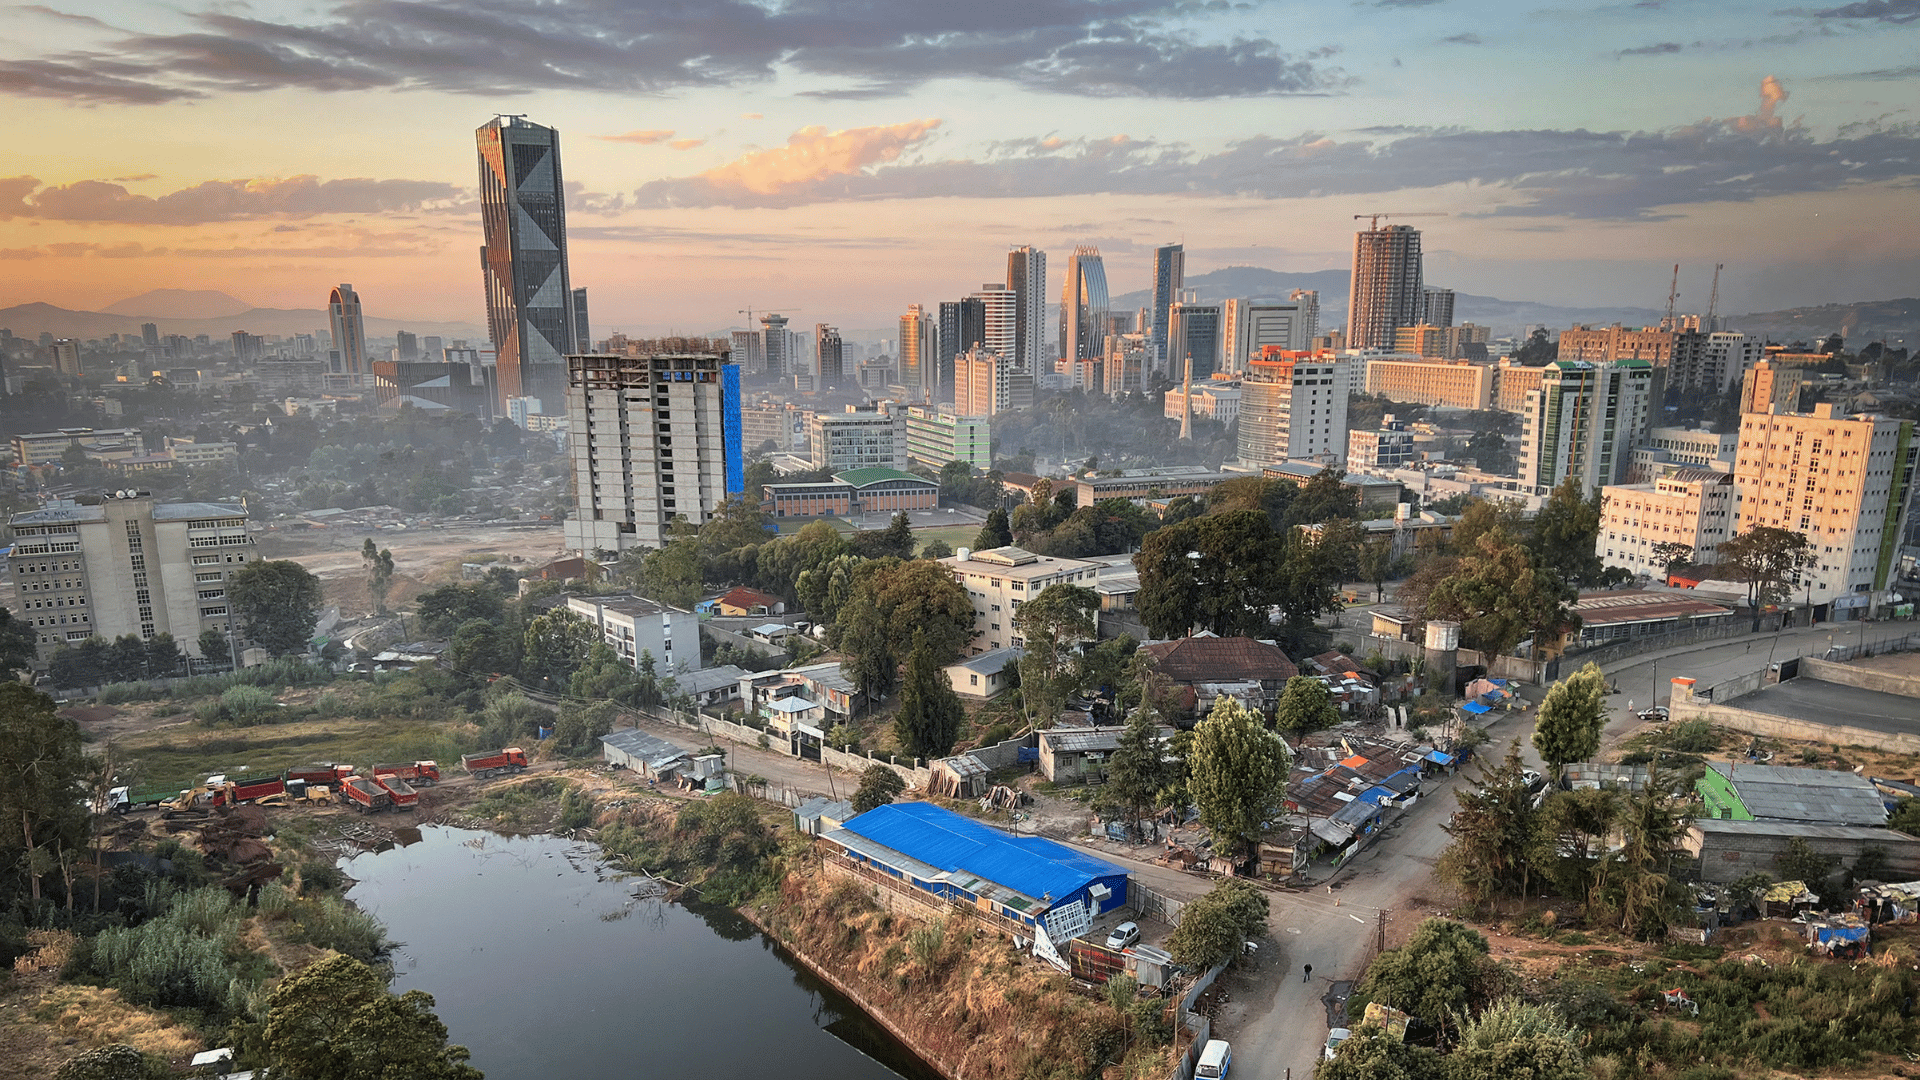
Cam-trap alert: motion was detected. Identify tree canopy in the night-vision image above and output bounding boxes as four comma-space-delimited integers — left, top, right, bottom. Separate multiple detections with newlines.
1165, 878, 1269, 970
1187, 698, 1292, 863
894, 630, 965, 761
228, 560, 323, 656
256, 953, 482, 1080
1531, 662, 1608, 772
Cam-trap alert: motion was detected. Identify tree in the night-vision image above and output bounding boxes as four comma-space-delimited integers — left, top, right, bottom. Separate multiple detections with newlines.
1187, 698, 1292, 864
1526, 479, 1606, 589
1773, 835, 1840, 893
413, 583, 509, 637
834, 559, 975, 700
894, 630, 965, 760
880, 511, 915, 559
362, 538, 396, 614
1589, 771, 1689, 939
228, 560, 323, 656
1357, 538, 1397, 603
521, 607, 596, 688
144, 633, 182, 678
1280, 467, 1360, 528
1718, 526, 1815, 627
1165, 878, 1269, 970
0, 684, 90, 906
448, 618, 516, 677
1446, 997, 1584, 1080
974, 506, 1013, 550
1649, 541, 1694, 577
638, 538, 702, 611
919, 539, 954, 560
1013, 583, 1098, 724
1531, 662, 1608, 772
1466, 430, 1514, 476
1528, 788, 1618, 904
53, 1044, 171, 1080
1105, 703, 1167, 837
1423, 529, 1577, 658
1513, 327, 1556, 366
256, 953, 481, 1080
1349, 918, 1500, 1045
1134, 510, 1285, 639
1275, 519, 1363, 631
1316, 1030, 1443, 1080
197, 627, 231, 664
851, 765, 907, 813
0, 608, 36, 676
1275, 675, 1340, 736
1438, 742, 1538, 904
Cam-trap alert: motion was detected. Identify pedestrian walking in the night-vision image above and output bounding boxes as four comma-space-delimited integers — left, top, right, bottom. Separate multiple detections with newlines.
1303, 963, 1313, 983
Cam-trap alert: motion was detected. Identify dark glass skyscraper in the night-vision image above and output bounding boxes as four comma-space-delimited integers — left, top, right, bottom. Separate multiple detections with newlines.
1151, 243, 1184, 373
478, 115, 575, 410
938, 298, 984, 397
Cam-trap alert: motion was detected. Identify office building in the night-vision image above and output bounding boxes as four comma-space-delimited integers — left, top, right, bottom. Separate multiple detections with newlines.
728, 329, 764, 374
1598, 467, 1736, 579
898, 305, 937, 402
1238, 352, 1350, 467
1694, 332, 1763, 395
422, 336, 444, 361
1289, 290, 1320, 341
394, 330, 418, 361
1731, 404, 1918, 613
50, 339, 80, 376
762, 468, 940, 519
1103, 334, 1147, 397
1494, 359, 1549, 414
971, 284, 1017, 362
810, 405, 908, 472
8, 492, 255, 661
815, 325, 844, 388
1741, 360, 1802, 415
372, 360, 495, 417
1518, 360, 1654, 495
1643, 427, 1738, 468
760, 313, 792, 380
938, 298, 985, 398
1006, 246, 1047, 371
955, 348, 1031, 416
1419, 287, 1455, 329
1348, 420, 1417, 474
13, 428, 146, 467
230, 332, 264, 364
1059, 245, 1110, 364
478, 115, 576, 411
571, 288, 592, 353
1347, 224, 1423, 351
563, 347, 742, 554
1167, 298, 1222, 382
140, 323, 159, 349
1150, 243, 1185, 373
567, 594, 700, 673
938, 546, 1101, 653
740, 401, 808, 455
1220, 300, 1312, 375
1163, 383, 1242, 426
905, 407, 991, 471
1365, 356, 1495, 411
325, 283, 367, 382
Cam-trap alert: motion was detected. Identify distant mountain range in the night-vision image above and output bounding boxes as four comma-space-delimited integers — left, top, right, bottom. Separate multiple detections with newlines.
0, 293, 485, 343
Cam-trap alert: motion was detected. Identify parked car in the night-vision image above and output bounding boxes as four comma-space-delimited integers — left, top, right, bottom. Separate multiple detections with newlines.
1638, 705, 1670, 722
1105, 922, 1141, 950
1324, 1028, 1353, 1060
1195, 1039, 1233, 1078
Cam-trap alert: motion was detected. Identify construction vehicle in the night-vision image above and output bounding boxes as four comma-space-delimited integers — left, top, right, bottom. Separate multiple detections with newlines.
285, 763, 355, 787
211, 774, 287, 808
105, 784, 187, 814
371, 773, 420, 811
161, 784, 225, 819
338, 776, 392, 813
461, 747, 529, 780
373, 761, 441, 786
256, 780, 331, 808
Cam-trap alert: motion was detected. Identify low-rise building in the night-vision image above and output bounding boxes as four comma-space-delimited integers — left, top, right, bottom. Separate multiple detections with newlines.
1686, 820, 1920, 885
1598, 467, 1736, 579
1695, 761, 1888, 826
12, 427, 145, 467
712, 586, 785, 617
1162, 383, 1242, 426
761, 467, 940, 518
939, 546, 1102, 653
1565, 589, 1732, 647
1347, 421, 1416, 474
1068, 468, 1236, 508
1038, 727, 1126, 784
809, 404, 908, 472
1139, 635, 1298, 714
904, 407, 990, 471
566, 594, 701, 673
944, 646, 1022, 699
1364, 356, 1494, 411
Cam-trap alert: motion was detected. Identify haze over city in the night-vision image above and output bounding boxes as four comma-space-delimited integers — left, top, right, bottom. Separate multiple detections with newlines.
2, 0, 1917, 329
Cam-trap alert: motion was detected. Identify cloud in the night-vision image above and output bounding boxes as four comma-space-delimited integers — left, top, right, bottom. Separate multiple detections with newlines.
627, 77, 1920, 220
1441, 33, 1483, 44
741, 112, 763, 119
109, 173, 158, 182
7, 0, 1345, 103
0, 174, 463, 224
595, 129, 675, 144
1785, 0, 1920, 22
670, 138, 706, 150
640, 121, 942, 204
1618, 42, 1684, 55
1821, 63, 1920, 78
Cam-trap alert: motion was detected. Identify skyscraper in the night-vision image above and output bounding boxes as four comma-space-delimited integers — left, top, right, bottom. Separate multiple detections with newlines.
1059, 245, 1110, 364
1347, 224, 1423, 351
327, 283, 367, 381
1518, 360, 1654, 496
395, 330, 418, 361
571, 288, 592, 353
972, 284, 1017, 360
1151, 243, 1184, 373
478, 115, 576, 411
899, 305, 937, 401
1419, 286, 1455, 329
1006, 246, 1047, 371
1220, 301, 1312, 374
760, 313, 790, 378
815, 324, 844, 388
564, 346, 741, 554
140, 323, 159, 348
1289, 289, 1320, 340
729, 330, 764, 373
1167, 297, 1222, 381
1237, 352, 1350, 466
938, 298, 985, 399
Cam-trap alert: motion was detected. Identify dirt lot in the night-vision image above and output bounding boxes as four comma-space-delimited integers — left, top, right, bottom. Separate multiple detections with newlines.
1850, 650, 1920, 681
256, 523, 566, 618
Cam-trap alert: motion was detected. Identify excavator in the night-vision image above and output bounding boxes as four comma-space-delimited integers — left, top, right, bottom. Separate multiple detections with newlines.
160, 783, 227, 819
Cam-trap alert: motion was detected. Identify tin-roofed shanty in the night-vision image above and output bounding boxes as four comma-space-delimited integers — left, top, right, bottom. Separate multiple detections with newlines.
1685, 818, 1920, 884
1696, 762, 1888, 827
599, 729, 692, 780
1038, 726, 1126, 785
823, 802, 1129, 925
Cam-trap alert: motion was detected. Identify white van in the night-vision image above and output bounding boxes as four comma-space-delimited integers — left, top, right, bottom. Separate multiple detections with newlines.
1195, 1039, 1232, 1078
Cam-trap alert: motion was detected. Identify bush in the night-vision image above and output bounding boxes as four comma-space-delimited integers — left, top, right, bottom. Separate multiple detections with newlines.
297, 862, 344, 895
90, 888, 244, 1010
289, 894, 388, 964
1667, 720, 1717, 753
219, 685, 278, 725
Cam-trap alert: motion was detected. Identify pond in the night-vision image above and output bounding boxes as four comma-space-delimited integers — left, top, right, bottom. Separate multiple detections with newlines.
343, 825, 942, 1080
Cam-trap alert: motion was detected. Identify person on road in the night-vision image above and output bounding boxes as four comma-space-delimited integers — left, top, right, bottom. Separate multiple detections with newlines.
1303, 963, 1313, 983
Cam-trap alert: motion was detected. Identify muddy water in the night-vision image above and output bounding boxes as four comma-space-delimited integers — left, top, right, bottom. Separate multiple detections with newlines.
343, 826, 941, 1080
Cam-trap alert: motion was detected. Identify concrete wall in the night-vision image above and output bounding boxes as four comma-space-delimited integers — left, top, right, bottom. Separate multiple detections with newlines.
1670, 697, 1920, 755
1365, 635, 1549, 686
1688, 826, 1920, 885
1562, 612, 1778, 671
822, 744, 933, 788
1800, 656, 1920, 699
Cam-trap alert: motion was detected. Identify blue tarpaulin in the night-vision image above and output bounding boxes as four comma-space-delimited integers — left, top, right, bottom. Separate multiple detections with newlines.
1356, 785, 1398, 806
1460, 701, 1492, 715
839, 802, 1126, 907
1817, 925, 1869, 945
1016, 747, 1040, 763
1425, 749, 1455, 765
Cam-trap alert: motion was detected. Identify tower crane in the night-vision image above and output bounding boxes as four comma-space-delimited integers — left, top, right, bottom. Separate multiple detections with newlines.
737, 307, 799, 328
1663, 264, 1681, 326
1706, 263, 1724, 331
1353, 212, 1449, 230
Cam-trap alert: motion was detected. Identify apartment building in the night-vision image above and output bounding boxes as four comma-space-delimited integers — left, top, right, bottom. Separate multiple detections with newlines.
809, 404, 907, 472
1163, 383, 1242, 426
1628, 426, 1738, 482
904, 407, 990, 471
1731, 404, 1918, 613
8, 493, 255, 661
567, 594, 701, 673
955, 348, 1033, 416
938, 546, 1101, 654
1598, 467, 1735, 579
1740, 361, 1802, 416
1363, 356, 1494, 411
13, 427, 145, 467
1494, 360, 1548, 414
1238, 352, 1349, 467
1519, 360, 1654, 496
1348, 421, 1417, 473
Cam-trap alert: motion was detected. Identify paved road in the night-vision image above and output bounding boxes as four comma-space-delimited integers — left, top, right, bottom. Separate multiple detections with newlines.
1727, 677, 1920, 736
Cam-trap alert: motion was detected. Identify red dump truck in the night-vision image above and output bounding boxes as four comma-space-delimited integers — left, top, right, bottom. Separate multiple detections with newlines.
371, 773, 419, 810
461, 747, 529, 780
211, 774, 286, 807
373, 761, 441, 786
338, 776, 392, 813
286, 763, 355, 787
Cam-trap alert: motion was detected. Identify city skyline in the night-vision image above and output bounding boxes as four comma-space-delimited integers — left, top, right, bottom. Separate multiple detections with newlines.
0, 2, 1915, 330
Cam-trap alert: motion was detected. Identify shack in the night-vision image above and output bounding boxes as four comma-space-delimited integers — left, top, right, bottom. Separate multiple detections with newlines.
599, 729, 692, 781
793, 796, 854, 836
1038, 727, 1125, 785
1684, 819, 1920, 885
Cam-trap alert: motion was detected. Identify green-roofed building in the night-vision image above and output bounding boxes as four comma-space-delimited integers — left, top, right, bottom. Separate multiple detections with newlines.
762, 467, 939, 518
1517, 358, 1655, 497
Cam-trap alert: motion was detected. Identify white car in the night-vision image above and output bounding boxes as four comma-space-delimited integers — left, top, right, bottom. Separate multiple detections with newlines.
1324, 1028, 1352, 1060
1105, 922, 1140, 950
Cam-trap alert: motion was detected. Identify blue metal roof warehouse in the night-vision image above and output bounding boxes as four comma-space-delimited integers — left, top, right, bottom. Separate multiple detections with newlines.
824, 802, 1129, 926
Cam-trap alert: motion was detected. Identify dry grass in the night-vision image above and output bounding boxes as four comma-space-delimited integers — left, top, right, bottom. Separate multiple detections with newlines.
27, 986, 204, 1061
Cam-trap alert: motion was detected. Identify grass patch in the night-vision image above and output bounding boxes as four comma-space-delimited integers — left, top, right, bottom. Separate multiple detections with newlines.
910, 524, 983, 554
27, 985, 204, 1060
117, 716, 484, 793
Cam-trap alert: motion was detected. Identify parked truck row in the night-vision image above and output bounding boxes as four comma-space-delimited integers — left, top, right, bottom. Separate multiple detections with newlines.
105, 750, 526, 816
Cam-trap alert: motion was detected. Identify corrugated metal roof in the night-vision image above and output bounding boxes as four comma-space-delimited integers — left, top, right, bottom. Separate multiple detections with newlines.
951, 646, 1025, 675
1709, 761, 1888, 826
601, 728, 692, 772
838, 802, 1126, 905
1690, 819, 1920, 842
1041, 729, 1123, 754
937, 754, 991, 778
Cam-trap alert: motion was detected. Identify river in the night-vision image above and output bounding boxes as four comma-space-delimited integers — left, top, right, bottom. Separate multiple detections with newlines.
342, 825, 941, 1080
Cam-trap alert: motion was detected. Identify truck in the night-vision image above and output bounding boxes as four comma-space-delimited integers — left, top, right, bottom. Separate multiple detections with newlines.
373, 761, 441, 786
211, 774, 286, 807
371, 773, 420, 811
105, 784, 188, 814
286, 763, 355, 787
460, 747, 529, 780
338, 776, 392, 813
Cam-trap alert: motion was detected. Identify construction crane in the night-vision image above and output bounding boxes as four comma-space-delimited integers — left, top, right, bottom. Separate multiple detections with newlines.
737, 307, 799, 328
1353, 212, 1448, 230
1664, 264, 1681, 326
1706, 263, 1724, 331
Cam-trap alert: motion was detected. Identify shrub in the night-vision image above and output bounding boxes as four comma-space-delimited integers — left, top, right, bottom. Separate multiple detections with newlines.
90, 888, 244, 1010
1667, 720, 1717, 753
289, 894, 388, 964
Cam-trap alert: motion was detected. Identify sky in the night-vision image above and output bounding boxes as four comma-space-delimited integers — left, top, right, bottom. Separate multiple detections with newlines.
0, 0, 1916, 335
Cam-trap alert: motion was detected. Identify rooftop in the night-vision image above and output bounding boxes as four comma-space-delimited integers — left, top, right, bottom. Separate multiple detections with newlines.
674, 664, 752, 695
567, 594, 687, 618
1708, 761, 1888, 826
1690, 819, 1920, 843
948, 646, 1024, 675
151, 501, 247, 521
1573, 590, 1732, 628
834, 467, 934, 488
716, 586, 783, 609
600, 728, 692, 773
1141, 635, 1298, 684
944, 546, 1100, 575
833, 802, 1127, 909
1040, 727, 1125, 754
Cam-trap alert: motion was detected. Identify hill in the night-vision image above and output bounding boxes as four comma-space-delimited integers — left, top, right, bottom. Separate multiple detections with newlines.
1729, 298, 1918, 345
102, 289, 251, 320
